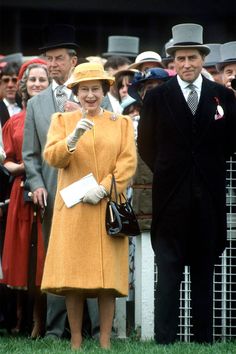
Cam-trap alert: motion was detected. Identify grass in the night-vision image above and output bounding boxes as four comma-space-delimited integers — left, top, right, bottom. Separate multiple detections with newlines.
0, 335, 235, 354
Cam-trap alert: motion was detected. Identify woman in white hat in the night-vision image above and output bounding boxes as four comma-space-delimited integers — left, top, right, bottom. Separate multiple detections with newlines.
41, 62, 137, 350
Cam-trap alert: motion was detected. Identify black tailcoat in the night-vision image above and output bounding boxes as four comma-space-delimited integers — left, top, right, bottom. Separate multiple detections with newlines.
138, 75, 236, 262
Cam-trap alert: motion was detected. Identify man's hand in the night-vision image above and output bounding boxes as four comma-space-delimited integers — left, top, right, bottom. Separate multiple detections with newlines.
64, 101, 81, 112
33, 187, 47, 209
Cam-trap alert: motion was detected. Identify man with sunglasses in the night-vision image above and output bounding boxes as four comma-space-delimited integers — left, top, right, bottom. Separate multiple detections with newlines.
0, 62, 22, 127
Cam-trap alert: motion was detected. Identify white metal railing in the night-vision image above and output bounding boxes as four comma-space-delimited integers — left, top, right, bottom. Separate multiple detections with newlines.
135, 155, 236, 341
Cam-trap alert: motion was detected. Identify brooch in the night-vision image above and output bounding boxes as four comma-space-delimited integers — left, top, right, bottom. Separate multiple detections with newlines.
110, 113, 118, 121
214, 97, 224, 120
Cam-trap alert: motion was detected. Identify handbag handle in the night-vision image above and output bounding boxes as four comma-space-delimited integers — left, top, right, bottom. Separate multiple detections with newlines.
109, 174, 126, 204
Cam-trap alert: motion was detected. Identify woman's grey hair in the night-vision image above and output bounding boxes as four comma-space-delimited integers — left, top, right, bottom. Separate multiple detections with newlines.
19, 63, 51, 105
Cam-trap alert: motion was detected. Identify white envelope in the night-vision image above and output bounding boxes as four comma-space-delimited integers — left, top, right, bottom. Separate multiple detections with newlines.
60, 173, 98, 208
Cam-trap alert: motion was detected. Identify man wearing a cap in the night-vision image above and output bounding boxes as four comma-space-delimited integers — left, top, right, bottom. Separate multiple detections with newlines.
138, 23, 236, 344
22, 24, 79, 340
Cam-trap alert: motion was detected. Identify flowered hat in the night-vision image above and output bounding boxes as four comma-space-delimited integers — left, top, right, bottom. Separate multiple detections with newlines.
128, 68, 170, 102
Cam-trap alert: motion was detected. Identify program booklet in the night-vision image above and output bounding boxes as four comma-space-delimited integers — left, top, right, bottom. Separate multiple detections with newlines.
60, 173, 98, 208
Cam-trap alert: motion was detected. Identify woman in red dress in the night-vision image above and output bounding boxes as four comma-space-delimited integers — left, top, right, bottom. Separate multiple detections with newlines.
1, 59, 50, 337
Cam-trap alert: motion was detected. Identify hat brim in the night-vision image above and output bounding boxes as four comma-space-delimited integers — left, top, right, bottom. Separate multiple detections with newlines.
39, 43, 79, 53
128, 60, 163, 70
102, 51, 138, 58
166, 45, 210, 56
114, 69, 138, 80
66, 76, 115, 89
216, 58, 236, 72
203, 61, 219, 68
162, 56, 174, 63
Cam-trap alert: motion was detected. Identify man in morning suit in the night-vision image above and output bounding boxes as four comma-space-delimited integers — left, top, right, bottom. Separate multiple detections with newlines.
137, 23, 236, 344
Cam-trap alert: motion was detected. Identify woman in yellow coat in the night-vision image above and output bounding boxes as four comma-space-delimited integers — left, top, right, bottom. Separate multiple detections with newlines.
41, 62, 137, 349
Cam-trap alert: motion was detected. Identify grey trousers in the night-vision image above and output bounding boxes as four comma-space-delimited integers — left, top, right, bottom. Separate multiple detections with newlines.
45, 294, 100, 338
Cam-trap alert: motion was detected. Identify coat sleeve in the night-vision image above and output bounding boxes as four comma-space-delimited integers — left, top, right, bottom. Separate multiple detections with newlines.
22, 99, 46, 191
100, 116, 137, 194
43, 113, 74, 169
225, 88, 236, 157
137, 91, 158, 172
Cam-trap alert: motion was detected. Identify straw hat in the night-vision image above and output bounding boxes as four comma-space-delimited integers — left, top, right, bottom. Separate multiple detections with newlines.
66, 62, 115, 89
166, 23, 210, 56
128, 51, 163, 70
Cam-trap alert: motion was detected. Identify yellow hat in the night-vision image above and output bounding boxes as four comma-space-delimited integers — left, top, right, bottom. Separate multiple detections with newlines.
66, 62, 115, 88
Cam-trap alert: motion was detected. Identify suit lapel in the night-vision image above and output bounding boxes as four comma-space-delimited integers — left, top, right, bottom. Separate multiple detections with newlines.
0, 100, 10, 127
194, 78, 218, 147
37, 85, 57, 125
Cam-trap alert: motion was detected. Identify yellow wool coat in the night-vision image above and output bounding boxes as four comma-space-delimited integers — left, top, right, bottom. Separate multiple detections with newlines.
41, 110, 137, 297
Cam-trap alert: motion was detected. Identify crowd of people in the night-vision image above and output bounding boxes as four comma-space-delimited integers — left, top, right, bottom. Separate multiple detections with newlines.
0, 22, 236, 350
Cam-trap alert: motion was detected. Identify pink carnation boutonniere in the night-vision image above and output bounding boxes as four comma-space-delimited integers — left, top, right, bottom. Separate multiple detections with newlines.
214, 97, 224, 120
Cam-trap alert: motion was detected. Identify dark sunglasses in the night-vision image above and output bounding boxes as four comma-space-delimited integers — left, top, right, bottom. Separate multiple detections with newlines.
1, 77, 18, 84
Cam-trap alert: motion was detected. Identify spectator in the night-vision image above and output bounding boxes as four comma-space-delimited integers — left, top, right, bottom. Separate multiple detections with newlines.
41, 62, 137, 350
137, 23, 236, 344
1, 58, 50, 337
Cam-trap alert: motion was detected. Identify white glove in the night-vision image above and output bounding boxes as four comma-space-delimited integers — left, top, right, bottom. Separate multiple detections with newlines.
83, 185, 107, 205
67, 118, 94, 151
0, 146, 6, 163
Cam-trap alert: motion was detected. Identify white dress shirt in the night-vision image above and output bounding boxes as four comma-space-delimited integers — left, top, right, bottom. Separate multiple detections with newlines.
3, 98, 21, 117
52, 80, 72, 100
177, 74, 202, 102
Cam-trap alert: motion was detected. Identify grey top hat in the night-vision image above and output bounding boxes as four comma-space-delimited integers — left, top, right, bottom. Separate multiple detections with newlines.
162, 38, 174, 62
204, 44, 221, 67
0, 52, 23, 65
103, 36, 140, 58
166, 23, 210, 56
216, 41, 236, 71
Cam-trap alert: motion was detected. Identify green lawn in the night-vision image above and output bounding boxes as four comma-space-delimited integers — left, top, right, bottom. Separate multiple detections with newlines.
0, 336, 235, 354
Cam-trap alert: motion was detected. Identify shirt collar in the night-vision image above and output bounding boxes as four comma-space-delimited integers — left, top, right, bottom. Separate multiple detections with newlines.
3, 98, 18, 108
52, 79, 72, 97
177, 74, 203, 91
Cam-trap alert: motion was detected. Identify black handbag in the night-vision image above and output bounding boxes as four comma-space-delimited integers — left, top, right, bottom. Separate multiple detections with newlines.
105, 175, 141, 237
